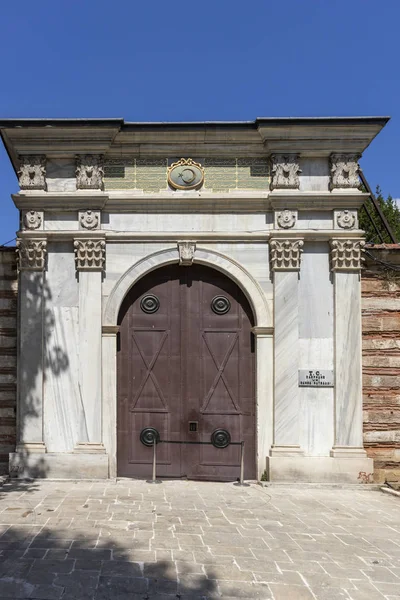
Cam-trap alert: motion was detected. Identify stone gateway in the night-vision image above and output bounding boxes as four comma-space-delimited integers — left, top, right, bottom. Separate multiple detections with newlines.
0, 116, 389, 482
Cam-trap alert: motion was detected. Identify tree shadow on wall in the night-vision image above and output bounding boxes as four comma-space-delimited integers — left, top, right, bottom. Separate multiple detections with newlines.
10, 270, 69, 480
0, 481, 219, 599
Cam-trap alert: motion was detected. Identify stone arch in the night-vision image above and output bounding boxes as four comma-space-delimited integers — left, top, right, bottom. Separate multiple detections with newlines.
103, 247, 271, 328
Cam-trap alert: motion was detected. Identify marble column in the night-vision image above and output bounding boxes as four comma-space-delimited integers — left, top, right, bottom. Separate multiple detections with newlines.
102, 326, 119, 478
269, 238, 304, 456
16, 238, 47, 453
330, 238, 367, 457
74, 238, 106, 453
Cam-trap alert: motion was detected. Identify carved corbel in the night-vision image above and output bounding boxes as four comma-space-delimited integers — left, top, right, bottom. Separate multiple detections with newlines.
330, 154, 360, 190
270, 155, 301, 190
18, 156, 46, 190
76, 155, 104, 190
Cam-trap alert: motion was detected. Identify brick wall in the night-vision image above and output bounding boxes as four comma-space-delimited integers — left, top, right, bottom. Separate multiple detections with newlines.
0, 248, 17, 474
362, 245, 400, 483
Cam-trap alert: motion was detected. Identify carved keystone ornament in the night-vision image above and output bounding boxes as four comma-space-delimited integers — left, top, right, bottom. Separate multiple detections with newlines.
178, 241, 196, 266
168, 158, 204, 190
76, 155, 104, 190
270, 155, 301, 190
18, 156, 46, 190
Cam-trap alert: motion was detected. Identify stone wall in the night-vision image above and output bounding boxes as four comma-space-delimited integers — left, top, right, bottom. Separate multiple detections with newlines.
0, 248, 17, 474
362, 245, 400, 483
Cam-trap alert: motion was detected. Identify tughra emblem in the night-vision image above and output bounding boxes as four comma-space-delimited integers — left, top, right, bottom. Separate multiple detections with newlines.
168, 158, 204, 190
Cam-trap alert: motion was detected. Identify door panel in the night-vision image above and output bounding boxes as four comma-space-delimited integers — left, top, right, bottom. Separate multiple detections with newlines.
117, 264, 256, 480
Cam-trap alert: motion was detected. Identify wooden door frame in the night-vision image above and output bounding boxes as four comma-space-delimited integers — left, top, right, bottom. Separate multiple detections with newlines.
102, 246, 273, 480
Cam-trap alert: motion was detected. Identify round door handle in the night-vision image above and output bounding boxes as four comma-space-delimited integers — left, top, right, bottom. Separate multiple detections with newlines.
140, 427, 160, 447
211, 428, 231, 448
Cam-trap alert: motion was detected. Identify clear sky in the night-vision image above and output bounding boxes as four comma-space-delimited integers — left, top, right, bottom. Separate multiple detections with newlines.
0, 0, 399, 244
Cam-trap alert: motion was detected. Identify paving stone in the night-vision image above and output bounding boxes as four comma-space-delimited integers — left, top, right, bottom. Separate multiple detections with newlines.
101, 560, 142, 577
269, 583, 315, 599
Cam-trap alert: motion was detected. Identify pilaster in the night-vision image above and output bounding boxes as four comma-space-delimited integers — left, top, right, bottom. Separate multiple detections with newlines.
330, 238, 368, 458
15, 238, 48, 453
102, 326, 119, 478
269, 238, 304, 455
74, 237, 106, 452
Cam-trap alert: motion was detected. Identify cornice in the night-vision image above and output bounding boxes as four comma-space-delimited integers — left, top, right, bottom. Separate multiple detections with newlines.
12, 190, 368, 213
270, 191, 367, 210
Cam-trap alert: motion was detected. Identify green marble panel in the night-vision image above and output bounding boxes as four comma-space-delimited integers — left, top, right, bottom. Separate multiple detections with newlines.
104, 157, 269, 192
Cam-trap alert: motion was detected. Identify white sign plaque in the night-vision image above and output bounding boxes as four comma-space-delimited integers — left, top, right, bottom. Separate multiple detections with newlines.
298, 370, 334, 387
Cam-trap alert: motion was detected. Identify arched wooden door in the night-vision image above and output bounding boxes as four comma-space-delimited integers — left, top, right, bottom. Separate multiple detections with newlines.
117, 264, 256, 481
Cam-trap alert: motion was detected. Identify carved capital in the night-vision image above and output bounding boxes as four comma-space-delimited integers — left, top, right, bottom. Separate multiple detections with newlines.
178, 241, 196, 266
275, 209, 297, 229
18, 155, 46, 190
79, 210, 100, 230
330, 238, 365, 271
269, 238, 304, 271
74, 239, 105, 271
16, 239, 47, 271
76, 155, 104, 190
330, 154, 360, 189
270, 154, 301, 190
22, 210, 43, 230
335, 209, 357, 230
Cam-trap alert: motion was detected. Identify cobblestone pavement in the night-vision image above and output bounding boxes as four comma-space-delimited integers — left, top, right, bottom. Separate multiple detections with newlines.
0, 480, 398, 599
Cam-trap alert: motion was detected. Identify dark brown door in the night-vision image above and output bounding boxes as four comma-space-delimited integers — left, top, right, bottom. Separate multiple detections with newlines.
117, 264, 256, 481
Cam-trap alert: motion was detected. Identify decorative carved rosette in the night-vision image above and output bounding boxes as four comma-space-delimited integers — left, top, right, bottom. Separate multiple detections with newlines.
76, 155, 104, 190
16, 239, 47, 271
79, 210, 100, 230
276, 209, 297, 229
330, 239, 365, 271
178, 241, 196, 266
269, 239, 304, 271
270, 155, 301, 190
74, 239, 105, 271
336, 210, 357, 229
18, 156, 46, 190
330, 154, 360, 189
22, 210, 43, 230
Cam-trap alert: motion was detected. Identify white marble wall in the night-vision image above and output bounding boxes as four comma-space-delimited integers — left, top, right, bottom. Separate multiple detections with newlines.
46, 159, 76, 192
299, 158, 330, 192
43, 243, 82, 452
102, 213, 268, 232
333, 271, 363, 448
298, 242, 334, 455
272, 271, 300, 449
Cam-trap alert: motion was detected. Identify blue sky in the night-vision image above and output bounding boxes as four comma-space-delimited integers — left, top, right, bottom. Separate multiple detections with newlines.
0, 0, 399, 244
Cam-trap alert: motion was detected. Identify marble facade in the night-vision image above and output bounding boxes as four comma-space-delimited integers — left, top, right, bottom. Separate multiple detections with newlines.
0, 116, 389, 481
